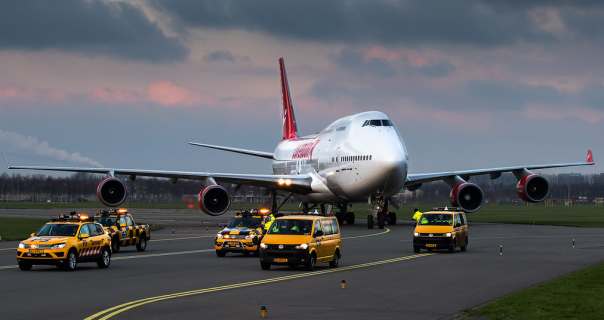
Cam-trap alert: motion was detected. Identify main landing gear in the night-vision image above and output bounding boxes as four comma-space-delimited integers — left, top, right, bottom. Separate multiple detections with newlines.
334, 204, 355, 225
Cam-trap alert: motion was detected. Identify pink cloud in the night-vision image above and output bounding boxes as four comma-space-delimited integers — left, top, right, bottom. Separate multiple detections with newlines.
146, 80, 218, 106
365, 46, 430, 67
522, 104, 604, 123
0, 84, 65, 101
89, 86, 139, 104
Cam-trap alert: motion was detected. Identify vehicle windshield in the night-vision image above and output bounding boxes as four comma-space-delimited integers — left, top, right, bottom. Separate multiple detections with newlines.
419, 214, 453, 226
226, 216, 263, 229
35, 224, 79, 236
94, 216, 118, 227
267, 219, 313, 235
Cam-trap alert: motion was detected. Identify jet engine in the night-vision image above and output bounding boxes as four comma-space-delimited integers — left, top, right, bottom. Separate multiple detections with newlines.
198, 185, 230, 216
97, 177, 127, 207
449, 183, 484, 213
516, 174, 549, 202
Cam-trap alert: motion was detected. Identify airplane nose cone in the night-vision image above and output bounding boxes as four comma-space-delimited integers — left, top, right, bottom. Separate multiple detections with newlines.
370, 137, 407, 196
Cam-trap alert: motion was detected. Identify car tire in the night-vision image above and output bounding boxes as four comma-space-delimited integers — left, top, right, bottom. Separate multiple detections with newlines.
216, 250, 226, 257
112, 237, 120, 253
413, 246, 420, 253
449, 240, 456, 253
346, 212, 355, 225
18, 261, 32, 271
260, 262, 271, 270
306, 254, 316, 271
253, 250, 259, 257
461, 237, 467, 252
378, 213, 385, 229
97, 247, 111, 268
329, 252, 339, 268
136, 237, 147, 252
367, 215, 374, 229
63, 249, 78, 271
388, 212, 397, 225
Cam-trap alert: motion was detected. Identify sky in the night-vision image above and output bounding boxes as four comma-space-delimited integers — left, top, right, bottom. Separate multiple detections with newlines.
1, 0, 602, 179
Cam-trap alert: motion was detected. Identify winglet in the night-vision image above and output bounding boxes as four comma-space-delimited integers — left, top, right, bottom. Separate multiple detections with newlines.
279, 57, 300, 141
3, 153, 9, 169
587, 150, 594, 163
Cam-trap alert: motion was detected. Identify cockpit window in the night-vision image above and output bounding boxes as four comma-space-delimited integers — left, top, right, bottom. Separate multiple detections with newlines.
362, 119, 392, 127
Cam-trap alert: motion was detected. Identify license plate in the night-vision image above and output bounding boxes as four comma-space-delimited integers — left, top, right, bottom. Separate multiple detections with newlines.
274, 258, 288, 263
426, 244, 437, 247
228, 242, 240, 247
30, 249, 44, 253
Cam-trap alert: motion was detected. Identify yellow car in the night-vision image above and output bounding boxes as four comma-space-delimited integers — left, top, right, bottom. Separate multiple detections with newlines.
16, 213, 112, 271
259, 215, 342, 271
412, 208, 468, 253
215, 210, 266, 257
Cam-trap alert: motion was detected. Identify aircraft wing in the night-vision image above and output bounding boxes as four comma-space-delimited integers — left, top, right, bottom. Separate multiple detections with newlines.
4, 156, 312, 194
406, 160, 595, 187
188, 142, 274, 159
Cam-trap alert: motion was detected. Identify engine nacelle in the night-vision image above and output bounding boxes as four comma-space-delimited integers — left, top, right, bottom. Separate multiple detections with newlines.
516, 174, 549, 203
198, 185, 230, 216
449, 183, 484, 213
97, 177, 127, 207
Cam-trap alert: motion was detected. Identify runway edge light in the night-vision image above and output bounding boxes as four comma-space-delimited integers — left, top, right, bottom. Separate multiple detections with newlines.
260, 305, 267, 318
341, 280, 346, 289
500, 245, 503, 255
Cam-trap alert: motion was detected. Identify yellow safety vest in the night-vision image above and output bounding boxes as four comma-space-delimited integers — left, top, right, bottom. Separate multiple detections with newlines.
413, 211, 422, 222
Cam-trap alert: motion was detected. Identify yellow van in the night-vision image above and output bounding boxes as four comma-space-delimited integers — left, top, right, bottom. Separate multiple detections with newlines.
259, 215, 341, 271
412, 208, 468, 253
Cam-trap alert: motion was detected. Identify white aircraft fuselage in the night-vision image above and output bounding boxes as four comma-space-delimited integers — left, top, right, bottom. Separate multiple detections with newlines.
273, 111, 408, 204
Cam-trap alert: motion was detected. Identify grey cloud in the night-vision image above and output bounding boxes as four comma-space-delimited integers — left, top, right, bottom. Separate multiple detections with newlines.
0, 0, 188, 62
331, 49, 396, 78
464, 80, 568, 110
153, 0, 555, 47
203, 50, 236, 62
404, 61, 456, 78
578, 82, 604, 109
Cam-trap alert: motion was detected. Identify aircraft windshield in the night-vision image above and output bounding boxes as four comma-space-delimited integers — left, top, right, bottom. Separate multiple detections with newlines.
227, 216, 263, 228
35, 224, 79, 236
362, 119, 393, 127
267, 219, 313, 235
94, 216, 118, 227
418, 214, 453, 226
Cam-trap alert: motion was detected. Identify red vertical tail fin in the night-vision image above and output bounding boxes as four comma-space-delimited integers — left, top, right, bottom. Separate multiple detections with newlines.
587, 150, 594, 163
279, 57, 299, 140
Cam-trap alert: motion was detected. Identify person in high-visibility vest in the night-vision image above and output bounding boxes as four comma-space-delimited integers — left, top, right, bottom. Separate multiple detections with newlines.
263, 213, 275, 233
412, 208, 422, 222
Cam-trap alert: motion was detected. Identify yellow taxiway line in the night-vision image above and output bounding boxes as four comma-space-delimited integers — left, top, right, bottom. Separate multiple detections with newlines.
85, 253, 434, 320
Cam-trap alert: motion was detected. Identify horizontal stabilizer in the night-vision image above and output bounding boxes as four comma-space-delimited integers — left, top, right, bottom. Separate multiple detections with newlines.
189, 142, 273, 159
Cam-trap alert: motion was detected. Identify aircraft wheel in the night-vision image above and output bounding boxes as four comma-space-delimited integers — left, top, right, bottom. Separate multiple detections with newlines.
346, 212, 355, 225
378, 213, 385, 229
335, 212, 344, 225
387, 212, 397, 225
367, 215, 374, 229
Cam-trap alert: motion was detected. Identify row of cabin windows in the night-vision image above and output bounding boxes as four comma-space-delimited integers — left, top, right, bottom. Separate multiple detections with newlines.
331, 155, 372, 162
324, 126, 346, 134
362, 119, 393, 127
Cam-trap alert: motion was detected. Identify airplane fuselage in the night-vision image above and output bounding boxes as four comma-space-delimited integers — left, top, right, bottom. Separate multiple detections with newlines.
272, 111, 408, 204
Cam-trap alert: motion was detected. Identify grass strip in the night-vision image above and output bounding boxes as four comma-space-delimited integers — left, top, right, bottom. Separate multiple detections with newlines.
0, 217, 49, 241
466, 262, 604, 319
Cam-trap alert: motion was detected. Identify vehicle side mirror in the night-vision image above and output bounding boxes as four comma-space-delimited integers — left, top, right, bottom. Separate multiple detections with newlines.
80, 234, 89, 239
120, 223, 127, 227
314, 230, 324, 237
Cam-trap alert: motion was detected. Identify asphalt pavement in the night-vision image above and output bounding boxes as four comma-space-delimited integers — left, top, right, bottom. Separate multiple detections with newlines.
1, 209, 603, 320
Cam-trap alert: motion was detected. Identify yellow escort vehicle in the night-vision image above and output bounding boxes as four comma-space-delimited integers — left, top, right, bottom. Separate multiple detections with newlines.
17, 212, 112, 271
413, 207, 468, 253
215, 209, 268, 257
259, 214, 342, 271
94, 209, 150, 253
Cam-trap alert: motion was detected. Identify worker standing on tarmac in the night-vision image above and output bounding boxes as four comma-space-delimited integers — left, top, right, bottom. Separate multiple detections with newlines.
412, 208, 422, 222
263, 212, 275, 233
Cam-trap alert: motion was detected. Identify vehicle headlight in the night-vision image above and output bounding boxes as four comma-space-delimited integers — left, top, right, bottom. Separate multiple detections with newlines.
50, 243, 66, 249
18, 242, 26, 249
260, 243, 268, 249
224, 234, 230, 239
216, 234, 223, 239
445, 232, 452, 237
414, 232, 420, 237
245, 234, 255, 239
295, 243, 309, 250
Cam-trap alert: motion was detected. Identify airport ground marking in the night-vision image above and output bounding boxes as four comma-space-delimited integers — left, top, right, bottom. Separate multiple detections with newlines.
113, 249, 213, 260
0, 248, 15, 251
85, 253, 434, 320
343, 228, 390, 239
152, 235, 214, 241
0, 265, 17, 269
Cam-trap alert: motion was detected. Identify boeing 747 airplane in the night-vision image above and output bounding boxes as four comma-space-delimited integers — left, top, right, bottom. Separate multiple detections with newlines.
5, 58, 595, 229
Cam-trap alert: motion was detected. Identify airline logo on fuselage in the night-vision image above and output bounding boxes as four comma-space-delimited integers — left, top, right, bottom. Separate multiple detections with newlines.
292, 138, 321, 159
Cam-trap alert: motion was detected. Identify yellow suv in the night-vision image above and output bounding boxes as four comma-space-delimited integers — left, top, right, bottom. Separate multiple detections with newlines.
412, 208, 468, 253
215, 210, 266, 257
259, 215, 341, 271
16, 213, 112, 271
